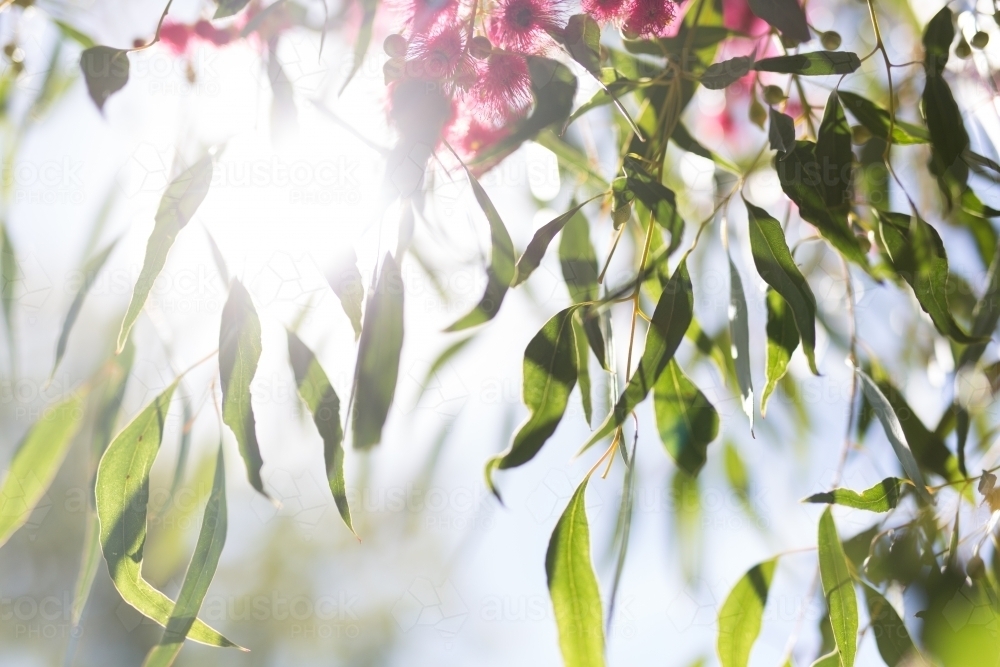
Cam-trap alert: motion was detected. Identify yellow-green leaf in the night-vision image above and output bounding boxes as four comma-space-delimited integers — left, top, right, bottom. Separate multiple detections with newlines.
717, 559, 777, 667
805, 478, 904, 513
761, 289, 798, 416
654, 359, 719, 476
862, 583, 916, 666
818, 508, 857, 667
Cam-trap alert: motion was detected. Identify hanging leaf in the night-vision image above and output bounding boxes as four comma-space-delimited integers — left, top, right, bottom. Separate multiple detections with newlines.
583, 260, 693, 450
143, 446, 232, 667
768, 107, 796, 154
959, 239, 1000, 367
0, 389, 89, 547
214, 0, 251, 19
761, 289, 798, 416
487, 307, 578, 498
219, 279, 268, 496
546, 474, 605, 667
854, 369, 932, 502
728, 257, 754, 431
353, 253, 405, 449
810, 652, 841, 667
818, 508, 858, 667
287, 330, 354, 535
95, 382, 239, 648
80, 46, 129, 111
753, 52, 861, 76
924, 74, 968, 183
563, 14, 602, 75
805, 478, 904, 512
923, 7, 954, 75
514, 199, 594, 287
328, 249, 365, 340
717, 559, 777, 667
624, 157, 685, 254
654, 359, 719, 476
447, 170, 515, 331
815, 93, 853, 209
340, 0, 378, 93
862, 583, 917, 666
118, 154, 215, 352
203, 227, 230, 285
701, 56, 754, 90
837, 91, 928, 145
747, 0, 810, 44
744, 198, 819, 374
560, 203, 606, 369
573, 316, 593, 427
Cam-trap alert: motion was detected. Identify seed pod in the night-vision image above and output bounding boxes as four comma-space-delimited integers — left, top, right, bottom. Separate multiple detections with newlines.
972, 31, 990, 49
749, 95, 767, 129
821, 31, 842, 50
470, 35, 492, 60
763, 85, 785, 105
967, 554, 986, 580
956, 38, 972, 59
383, 57, 405, 84
383, 34, 408, 58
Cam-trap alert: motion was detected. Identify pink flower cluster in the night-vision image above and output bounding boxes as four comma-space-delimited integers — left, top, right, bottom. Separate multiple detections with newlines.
158, 19, 240, 54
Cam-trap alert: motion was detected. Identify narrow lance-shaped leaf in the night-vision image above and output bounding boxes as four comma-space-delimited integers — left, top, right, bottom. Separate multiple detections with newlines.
729, 257, 754, 431
753, 52, 861, 76
717, 559, 777, 667
625, 157, 685, 255
219, 279, 268, 496
80, 46, 129, 111
203, 227, 230, 285
654, 359, 719, 476
340, 0, 378, 92
815, 93, 852, 209
514, 199, 594, 286
214, 0, 251, 19
560, 206, 606, 369
837, 91, 928, 145
572, 315, 593, 427
95, 382, 240, 648
761, 289, 798, 416
447, 170, 515, 331
143, 445, 232, 667
583, 259, 694, 451
701, 55, 754, 90
855, 369, 931, 502
328, 248, 364, 340
0, 389, 89, 547
768, 107, 795, 154
862, 583, 916, 666
818, 508, 858, 667
487, 307, 578, 498
805, 478, 904, 513
287, 330, 354, 535
118, 154, 214, 352
747, 0, 810, 43
353, 253, 405, 449
0, 223, 18, 361
959, 237, 1000, 367
546, 474, 605, 667
745, 198, 818, 374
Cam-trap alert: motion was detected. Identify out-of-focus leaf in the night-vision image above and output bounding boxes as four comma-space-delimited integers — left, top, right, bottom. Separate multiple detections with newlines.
654, 360, 719, 476
805, 478, 904, 512
53, 238, 118, 377
815, 93, 853, 209
717, 559, 777, 667
219, 279, 268, 496
0, 223, 16, 353
563, 14, 602, 75
0, 389, 88, 547
214, 0, 251, 19
672, 470, 702, 581
701, 55, 753, 90
55, 20, 96, 48
923, 7, 954, 75
80, 46, 129, 111
723, 442, 756, 519
729, 257, 754, 431
955, 189, 999, 270
583, 260, 693, 450
625, 157, 685, 254
142, 446, 230, 667
573, 316, 593, 426
514, 199, 594, 286
535, 130, 608, 192
560, 205, 606, 369
855, 369, 931, 502
876, 211, 979, 343
546, 474, 604, 667
203, 227, 230, 285
447, 170, 515, 330
959, 238, 1000, 367
745, 199, 818, 374
339, 0, 378, 93
810, 651, 841, 667
818, 508, 858, 667
95, 382, 239, 648
838, 92, 928, 145
862, 583, 916, 666
754, 52, 861, 75
418, 335, 474, 401
487, 307, 578, 497
329, 249, 365, 340
761, 289, 798, 416
748, 0, 810, 43
924, 74, 968, 183
768, 108, 796, 154
118, 155, 214, 352
287, 330, 354, 535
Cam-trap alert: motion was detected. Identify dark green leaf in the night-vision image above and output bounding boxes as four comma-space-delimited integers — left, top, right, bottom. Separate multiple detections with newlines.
214, 0, 251, 19
923, 7, 954, 74
80, 46, 129, 112
352, 253, 405, 449
546, 475, 605, 667
219, 279, 267, 496
559, 210, 606, 370
862, 583, 916, 666
701, 55, 753, 90
514, 200, 593, 286
838, 91, 929, 145
717, 559, 777, 667
654, 360, 719, 476
729, 258, 754, 430
768, 107, 796, 154
818, 508, 858, 667
744, 198, 818, 374
287, 330, 354, 535
753, 51, 861, 75
805, 477, 904, 512
329, 249, 364, 340
923, 73, 969, 182
53, 238, 118, 376
959, 239, 1000, 367
815, 93, 853, 209
748, 0, 810, 43
625, 156, 685, 254
573, 315, 593, 427
118, 155, 214, 352
761, 289, 798, 416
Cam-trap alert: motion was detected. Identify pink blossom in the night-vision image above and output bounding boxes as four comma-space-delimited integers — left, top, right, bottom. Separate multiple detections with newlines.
406, 25, 476, 86
469, 51, 533, 125
487, 0, 564, 53
623, 0, 677, 38
159, 21, 192, 55
582, 0, 631, 24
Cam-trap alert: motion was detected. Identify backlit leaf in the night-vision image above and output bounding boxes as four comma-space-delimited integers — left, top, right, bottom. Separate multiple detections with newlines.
717, 559, 777, 667
818, 508, 858, 667
53, 237, 118, 377
328, 249, 365, 340
80, 46, 129, 112
563, 14, 602, 75
761, 289, 798, 416
701, 55, 753, 90
959, 238, 1000, 367
754, 51, 861, 76
654, 360, 719, 476
838, 91, 928, 145
748, 0, 810, 43
560, 204, 606, 369
862, 583, 916, 666
625, 156, 685, 254
339, 0, 378, 92
573, 315, 593, 427
805, 478, 904, 512
729, 257, 754, 430
768, 107, 795, 154
815, 93, 852, 209
514, 200, 594, 287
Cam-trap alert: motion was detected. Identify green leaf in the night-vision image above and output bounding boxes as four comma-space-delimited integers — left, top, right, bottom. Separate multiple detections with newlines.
143, 446, 231, 667
748, 0, 809, 42
514, 200, 594, 287
818, 508, 858, 667
118, 155, 214, 352
744, 198, 819, 374
701, 55, 754, 90
72, 513, 102, 626
563, 14, 602, 75
96, 382, 239, 648
572, 315, 593, 427
753, 51, 861, 75
219, 279, 268, 496
339, 0, 378, 92
717, 559, 777, 667
0, 223, 17, 356
560, 202, 606, 369
854, 369, 931, 502
328, 249, 364, 340
876, 210, 979, 343
654, 360, 719, 476
287, 330, 354, 536
923, 7, 954, 74
487, 307, 578, 497
761, 289, 798, 416
815, 93, 853, 209
55, 20, 96, 48
214, 0, 251, 19
862, 583, 916, 666
352, 253, 405, 449
624, 156, 685, 254
810, 651, 841, 667
923, 73, 968, 182
203, 227, 230, 285
959, 238, 1000, 367
447, 170, 515, 331
729, 257, 754, 430
723, 442, 756, 518
80, 46, 129, 112
0, 389, 88, 547
837, 91, 929, 145
768, 107, 795, 153
52, 238, 118, 377
805, 478, 904, 512
582, 260, 693, 451
546, 475, 605, 667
